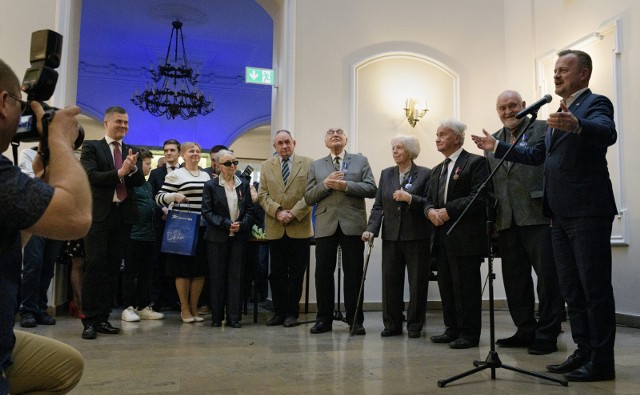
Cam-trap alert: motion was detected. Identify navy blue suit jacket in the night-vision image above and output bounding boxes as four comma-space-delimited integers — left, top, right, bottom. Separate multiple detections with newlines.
201, 177, 254, 242
495, 89, 618, 218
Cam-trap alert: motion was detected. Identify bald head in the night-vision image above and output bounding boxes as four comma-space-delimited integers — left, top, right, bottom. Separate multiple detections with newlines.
496, 90, 526, 130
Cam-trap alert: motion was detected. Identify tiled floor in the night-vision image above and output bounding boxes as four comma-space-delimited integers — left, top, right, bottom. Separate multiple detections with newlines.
18, 309, 640, 394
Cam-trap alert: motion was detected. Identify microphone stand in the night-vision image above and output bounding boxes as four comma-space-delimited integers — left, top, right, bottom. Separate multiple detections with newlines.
437, 112, 568, 388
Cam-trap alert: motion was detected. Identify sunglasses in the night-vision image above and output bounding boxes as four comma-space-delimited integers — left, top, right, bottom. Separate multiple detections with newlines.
220, 160, 239, 167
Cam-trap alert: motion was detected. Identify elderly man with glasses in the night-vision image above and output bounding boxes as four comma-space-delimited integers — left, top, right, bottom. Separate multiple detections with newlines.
305, 127, 377, 335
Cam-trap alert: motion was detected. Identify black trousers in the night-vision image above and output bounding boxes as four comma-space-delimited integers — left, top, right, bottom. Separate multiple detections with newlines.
381, 239, 429, 332
314, 226, 364, 325
435, 235, 482, 342
551, 215, 616, 366
207, 237, 246, 323
269, 235, 310, 318
82, 204, 131, 326
122, 239, 154, 309
499, 223, 563, 341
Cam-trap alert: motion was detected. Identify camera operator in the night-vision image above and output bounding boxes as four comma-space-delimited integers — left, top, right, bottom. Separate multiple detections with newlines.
0, 59, 90, 394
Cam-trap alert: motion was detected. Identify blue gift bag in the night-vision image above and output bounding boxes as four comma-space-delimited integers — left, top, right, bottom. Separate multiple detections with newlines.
161, 209, 200, 256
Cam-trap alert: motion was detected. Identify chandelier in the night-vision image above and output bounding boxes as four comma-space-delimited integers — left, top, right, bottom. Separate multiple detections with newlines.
131, 20, 214, 120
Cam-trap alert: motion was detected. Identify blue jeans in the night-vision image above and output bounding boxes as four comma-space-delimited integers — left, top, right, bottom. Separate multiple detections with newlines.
20, 236, 63, 315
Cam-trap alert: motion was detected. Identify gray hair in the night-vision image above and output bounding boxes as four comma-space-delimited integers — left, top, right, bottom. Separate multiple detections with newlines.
391, 134, 421, 160
216, 149, 235, 162
274, 129, 293, 142
439, 119, 467, 144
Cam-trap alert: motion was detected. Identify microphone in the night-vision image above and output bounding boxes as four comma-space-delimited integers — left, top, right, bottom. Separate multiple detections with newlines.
515, 94, 553, 119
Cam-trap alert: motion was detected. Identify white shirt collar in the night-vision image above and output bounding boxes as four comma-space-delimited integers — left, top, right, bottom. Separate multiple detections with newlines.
563, 87, 589, 108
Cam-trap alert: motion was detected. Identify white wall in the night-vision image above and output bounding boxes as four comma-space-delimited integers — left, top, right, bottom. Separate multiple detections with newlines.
283, 0, 509, 304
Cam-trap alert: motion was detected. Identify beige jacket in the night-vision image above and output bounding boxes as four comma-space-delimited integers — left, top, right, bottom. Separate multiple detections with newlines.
258, 154, 313, 239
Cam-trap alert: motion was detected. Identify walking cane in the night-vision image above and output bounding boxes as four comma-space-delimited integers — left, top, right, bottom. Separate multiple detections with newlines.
350, 236, 374, 336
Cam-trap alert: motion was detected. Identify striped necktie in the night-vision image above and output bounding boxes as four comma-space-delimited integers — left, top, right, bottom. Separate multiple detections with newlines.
281, 158, 290, 184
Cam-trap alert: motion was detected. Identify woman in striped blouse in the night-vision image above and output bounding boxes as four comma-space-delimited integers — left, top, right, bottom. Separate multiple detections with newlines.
155, 142, 210, 323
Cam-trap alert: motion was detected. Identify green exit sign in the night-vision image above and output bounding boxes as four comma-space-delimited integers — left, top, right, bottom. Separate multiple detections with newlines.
245, 67, 274, 85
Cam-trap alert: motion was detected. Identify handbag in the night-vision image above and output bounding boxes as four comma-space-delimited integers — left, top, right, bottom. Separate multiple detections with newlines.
161, 204, 200, 256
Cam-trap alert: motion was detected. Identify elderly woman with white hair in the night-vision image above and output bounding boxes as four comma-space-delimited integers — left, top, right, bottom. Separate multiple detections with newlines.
362, 134, 432, 338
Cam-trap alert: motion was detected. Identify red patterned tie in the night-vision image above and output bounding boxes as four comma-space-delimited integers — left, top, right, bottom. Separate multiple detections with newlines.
113, 141, 127, 201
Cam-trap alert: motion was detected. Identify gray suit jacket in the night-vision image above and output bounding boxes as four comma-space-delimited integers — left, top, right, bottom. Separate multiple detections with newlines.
305, 152, 377, 238
487, 119, 549, 231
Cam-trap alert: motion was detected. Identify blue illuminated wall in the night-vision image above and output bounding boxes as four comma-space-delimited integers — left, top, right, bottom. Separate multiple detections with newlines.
76, 0, 273, 149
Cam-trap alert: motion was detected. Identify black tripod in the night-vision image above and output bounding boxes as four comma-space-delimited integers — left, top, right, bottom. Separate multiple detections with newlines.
437, 114, 568, 388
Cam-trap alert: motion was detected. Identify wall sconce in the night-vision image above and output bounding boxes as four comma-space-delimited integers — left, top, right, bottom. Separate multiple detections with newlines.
404, 98, 428, 127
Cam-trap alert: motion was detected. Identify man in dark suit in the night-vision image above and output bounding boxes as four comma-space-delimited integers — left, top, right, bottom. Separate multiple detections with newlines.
80, 106, 144, 340
425, 119, 489, 349
305, 128, 377, 335
147, 139, 180, 311
486, 90, 563, 355
473, 50, 618, 382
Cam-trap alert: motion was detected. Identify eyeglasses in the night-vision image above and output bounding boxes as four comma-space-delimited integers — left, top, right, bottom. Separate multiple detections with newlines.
326, 129, 344, 136
5, 91, 28, 115
220, 160, 239, 167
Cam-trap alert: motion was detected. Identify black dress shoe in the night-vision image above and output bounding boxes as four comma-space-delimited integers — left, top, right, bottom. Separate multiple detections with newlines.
546, 350, 588, 373
35, 312, 56, 325
564, 361, 615, 382
283, 316, 299, 327
380, 329, 402, 337
211, 321, 222, 327
449, 338, 479, 349
310, 322, 332, 334
430, 333, 458, 343
350, 323, 366, 335
95, 321, 120, 334
81, 325, 97, 340
496, 332, 534, 348
408, 330, 421, 339
20, 313, 37, 328
528, 339, 558, 355
266, 314, 284, 326
228, 321, 242, 328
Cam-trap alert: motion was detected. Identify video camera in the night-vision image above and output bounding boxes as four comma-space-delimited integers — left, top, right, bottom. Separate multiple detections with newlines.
12, 29, 84, 153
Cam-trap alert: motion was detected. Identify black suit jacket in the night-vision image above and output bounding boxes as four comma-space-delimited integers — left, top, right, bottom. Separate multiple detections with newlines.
201, 177, 254, 242
496, 89, 618, 218
148, 166, 169, 229
424, 150, 489, 256
367, 163, 431, 241
80, 139, 144, 223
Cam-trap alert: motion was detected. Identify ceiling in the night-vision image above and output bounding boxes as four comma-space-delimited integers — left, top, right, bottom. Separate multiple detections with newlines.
77, 0, 273, 149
